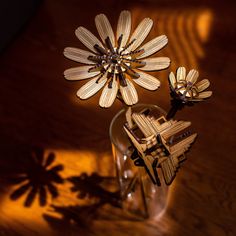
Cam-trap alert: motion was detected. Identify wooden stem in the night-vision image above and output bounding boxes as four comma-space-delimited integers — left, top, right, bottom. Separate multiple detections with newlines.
166, 99, 184, 120
116, 91, 129, 111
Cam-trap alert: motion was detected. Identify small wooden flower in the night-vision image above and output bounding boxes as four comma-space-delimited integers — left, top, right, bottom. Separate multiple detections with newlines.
169, 67, 212, 103
64, 10, 170, 108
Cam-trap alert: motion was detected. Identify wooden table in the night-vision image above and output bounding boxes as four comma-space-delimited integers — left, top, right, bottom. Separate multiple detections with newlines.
0, 0, 235, 235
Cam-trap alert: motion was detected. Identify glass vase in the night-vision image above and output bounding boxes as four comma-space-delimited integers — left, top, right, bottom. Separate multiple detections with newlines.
109, 104, 169, 220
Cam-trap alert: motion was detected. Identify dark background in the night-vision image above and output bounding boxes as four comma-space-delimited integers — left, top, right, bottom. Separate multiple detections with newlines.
0, 0, 235, 235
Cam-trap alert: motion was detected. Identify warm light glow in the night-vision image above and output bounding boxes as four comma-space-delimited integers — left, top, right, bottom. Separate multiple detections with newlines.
128, 7, 214, 69
197, 10, 213, 43
0, 193, 53, 235
0, 149, 114, 234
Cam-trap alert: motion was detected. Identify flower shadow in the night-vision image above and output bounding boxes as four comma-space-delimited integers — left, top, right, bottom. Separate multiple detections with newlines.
43, 203, 103, 236
68, 172, 121, 208
43, 172, 122, 235
9, 147, 64, 207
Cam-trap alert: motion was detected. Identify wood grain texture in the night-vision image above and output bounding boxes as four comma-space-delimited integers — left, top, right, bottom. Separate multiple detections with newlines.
0, 0, 235, 235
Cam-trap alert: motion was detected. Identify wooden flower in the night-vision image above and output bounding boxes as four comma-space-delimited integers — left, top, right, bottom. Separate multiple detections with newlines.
64, 10, 170, 108
169, 67, 212, 103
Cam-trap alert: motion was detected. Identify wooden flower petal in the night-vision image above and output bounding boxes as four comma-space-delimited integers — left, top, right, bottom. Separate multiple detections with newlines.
133, 71, 160, 90
99, 78, 118, 108
129, 18, 153, 51
139, 57, 170, 71
120, 79, 138, 105
176, 67, 186, 82
197, 91, 212, 99
95, 14, 115, 47
169, 72, 176, 88
64, 47, 95, 64
75, 26, 104, 53
77, 76, 107, 99
137, 35, 168, 59
186, 69, 199, 84
196, 79, 210, 92
116, 10, 131, 49
64, 66, 100, 81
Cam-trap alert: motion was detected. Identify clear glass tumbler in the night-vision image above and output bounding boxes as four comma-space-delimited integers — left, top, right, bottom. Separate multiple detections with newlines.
109, 104, 169, 220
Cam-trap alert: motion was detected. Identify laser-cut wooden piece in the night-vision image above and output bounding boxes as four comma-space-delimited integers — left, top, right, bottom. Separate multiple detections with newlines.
124, 109, 197, 185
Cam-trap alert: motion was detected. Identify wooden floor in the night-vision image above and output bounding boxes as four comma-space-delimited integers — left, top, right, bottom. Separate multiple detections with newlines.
0, 0, 235, 235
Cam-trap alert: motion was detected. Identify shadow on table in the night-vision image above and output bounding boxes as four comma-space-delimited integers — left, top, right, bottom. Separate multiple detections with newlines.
68, 172, 121, 207
43, 203, 107, 236
43, 172, 122, 235
8, 147, 64, 207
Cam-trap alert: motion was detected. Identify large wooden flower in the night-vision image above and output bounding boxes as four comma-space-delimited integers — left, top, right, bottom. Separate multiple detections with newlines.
64, 10, 170, 107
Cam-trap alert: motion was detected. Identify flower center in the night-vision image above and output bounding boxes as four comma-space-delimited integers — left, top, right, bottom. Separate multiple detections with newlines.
105, 48, 131, 74
88, 36, 146, 85
175, 81, 198, 98
109, 53, 119, 63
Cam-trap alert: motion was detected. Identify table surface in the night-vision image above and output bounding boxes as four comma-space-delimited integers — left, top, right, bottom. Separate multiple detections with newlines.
0, 0, 235, 235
